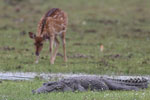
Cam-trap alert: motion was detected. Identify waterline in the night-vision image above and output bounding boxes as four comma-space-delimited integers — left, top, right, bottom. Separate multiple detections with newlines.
0, 72, 150, 82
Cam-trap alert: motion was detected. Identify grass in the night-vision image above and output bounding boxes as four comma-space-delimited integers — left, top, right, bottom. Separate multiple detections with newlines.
0, 80, 150, 100
0, 0, 150, 100
0, 0, 150, 75
0, 0, 150, 99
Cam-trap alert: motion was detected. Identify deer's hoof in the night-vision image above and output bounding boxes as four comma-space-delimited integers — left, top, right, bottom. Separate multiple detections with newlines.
35, 60, 39, 64
50, 62, 54, 64
50, 60, 54, 64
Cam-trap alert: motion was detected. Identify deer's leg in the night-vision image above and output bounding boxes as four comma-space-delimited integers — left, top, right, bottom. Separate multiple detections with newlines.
35, 45, 43, 64
49, 36, 55, 64
61, 32, 67, 62
52, 37, 60, 62
35, 56, 40, 64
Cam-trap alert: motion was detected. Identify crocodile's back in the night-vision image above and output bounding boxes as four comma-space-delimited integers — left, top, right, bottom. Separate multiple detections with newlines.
63, 76, 109, 91
64, 76, 148, 91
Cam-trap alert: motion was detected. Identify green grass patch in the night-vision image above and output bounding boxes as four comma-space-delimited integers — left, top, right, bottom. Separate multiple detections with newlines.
0, 0, 150, 99
0, 80, 150, 100
0, 0, 150, 75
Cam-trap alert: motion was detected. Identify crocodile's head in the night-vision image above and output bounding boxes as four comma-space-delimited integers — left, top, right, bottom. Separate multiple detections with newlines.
32, 81, 65, 94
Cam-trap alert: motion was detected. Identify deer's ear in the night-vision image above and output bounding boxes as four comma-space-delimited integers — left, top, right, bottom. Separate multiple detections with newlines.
29, 32, 36, 39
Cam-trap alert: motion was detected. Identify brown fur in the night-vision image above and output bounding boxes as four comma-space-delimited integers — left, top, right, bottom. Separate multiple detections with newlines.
41, 8, 59, 34
29, 8, 68, 64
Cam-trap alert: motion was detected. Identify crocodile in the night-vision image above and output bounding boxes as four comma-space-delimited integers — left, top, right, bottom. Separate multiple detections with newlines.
32, 76, 148, 94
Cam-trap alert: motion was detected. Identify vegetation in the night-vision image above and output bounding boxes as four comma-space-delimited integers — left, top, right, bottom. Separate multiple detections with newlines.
0, 0, 150, 99
0, 0, 150, 75
0, 80, 150, 100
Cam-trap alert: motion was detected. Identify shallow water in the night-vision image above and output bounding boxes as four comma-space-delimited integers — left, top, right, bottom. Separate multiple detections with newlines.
0, 72, 150, 83
0, 72, 36, 80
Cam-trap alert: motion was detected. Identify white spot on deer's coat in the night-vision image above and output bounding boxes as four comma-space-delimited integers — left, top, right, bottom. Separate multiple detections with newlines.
55, 30, 66, 35
53, 15, 57, 18
60, 17, 63, 20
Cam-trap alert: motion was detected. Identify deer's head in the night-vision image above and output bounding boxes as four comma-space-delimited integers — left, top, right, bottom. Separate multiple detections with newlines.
28, 32, 44, 56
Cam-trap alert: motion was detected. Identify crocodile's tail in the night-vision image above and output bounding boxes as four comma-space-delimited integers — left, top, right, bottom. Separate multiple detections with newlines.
117, 78, 148, 89
103, 77, 148, 91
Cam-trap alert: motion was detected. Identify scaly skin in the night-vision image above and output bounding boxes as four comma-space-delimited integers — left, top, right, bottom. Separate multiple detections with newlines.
32, 76, 148, 94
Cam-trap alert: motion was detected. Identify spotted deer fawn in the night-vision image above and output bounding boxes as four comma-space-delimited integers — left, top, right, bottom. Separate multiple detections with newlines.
29, 8, 68, 64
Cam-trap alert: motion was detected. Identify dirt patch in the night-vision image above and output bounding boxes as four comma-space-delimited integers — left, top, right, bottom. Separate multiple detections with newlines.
19, 30, 26, 35
4, 0, 27, 5
0, 25, 15, 30
70, 24, 81, 32
24, 48, 29, 51
57, 53, 94, 59
99, 19, 118, 25
84, 29, 97, 33
129, 28, 150, 38
138, 18, 146, 23
73, 43, 82, 46
127, 54, 133, 58
0, 46, 15, 51
86, 19, 118, 25
104, 54, 122, 59
141, 58, 150, 65
15, 7, 21, 12
16, 65, 23, 69
73, 43, 98, 46
103, 54, 133, 61
70, 53, 94, 59
57, 53, 63, 57
0, 14, 11, 19
99, 58, 109, 66
131, 28, 150, 34
41, 56, 48, 60
120, 34, 130, 38
108, 54, 121, 59
131, 28, 142, 33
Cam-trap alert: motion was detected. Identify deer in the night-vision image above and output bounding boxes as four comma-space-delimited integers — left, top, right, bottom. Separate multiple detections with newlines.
28, 8, 68, 64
